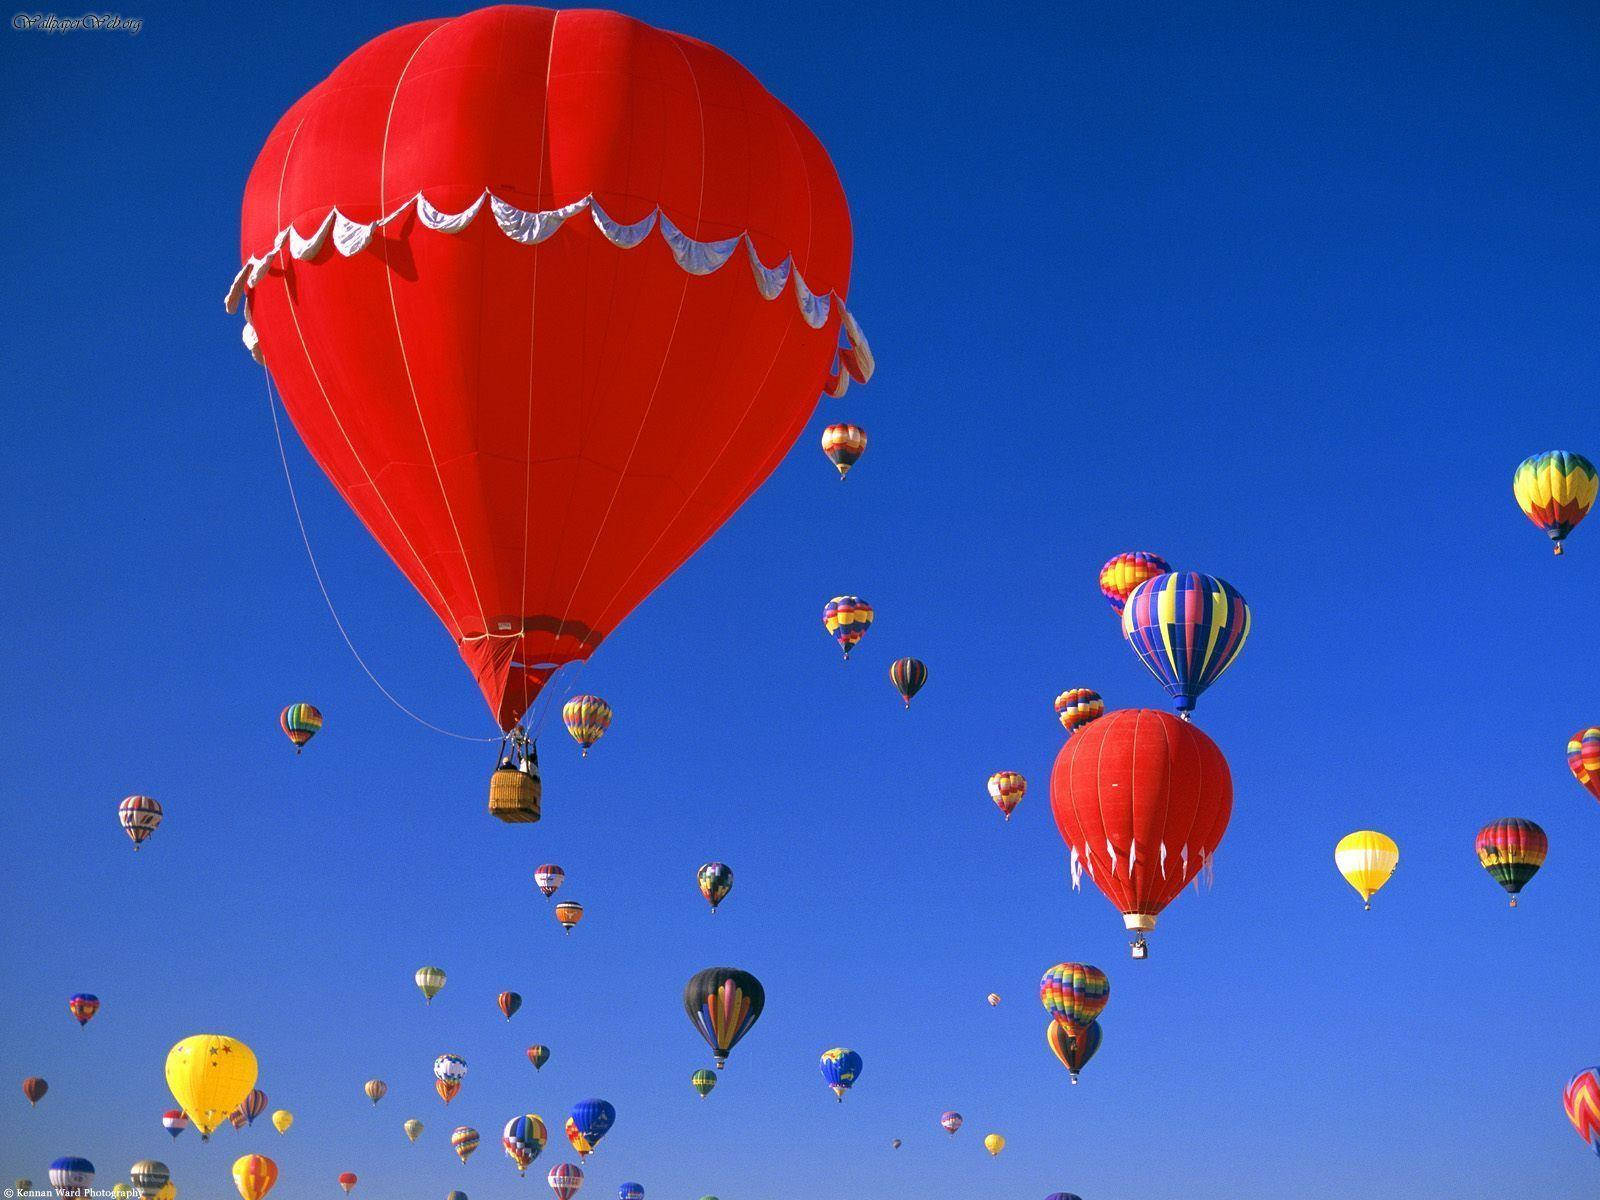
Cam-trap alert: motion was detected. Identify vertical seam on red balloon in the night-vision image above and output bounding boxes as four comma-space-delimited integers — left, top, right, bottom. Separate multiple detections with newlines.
377, 20, 497, 651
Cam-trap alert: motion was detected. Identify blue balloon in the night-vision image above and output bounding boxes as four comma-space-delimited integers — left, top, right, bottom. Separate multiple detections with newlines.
1045, 1194, 1083, 1200
819, 1047, 863, 1100
569, 1097, 615, 1150
619, 1185, 644, 1200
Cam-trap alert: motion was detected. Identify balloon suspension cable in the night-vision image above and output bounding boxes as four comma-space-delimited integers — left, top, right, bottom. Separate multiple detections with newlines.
260, 366, 497, 743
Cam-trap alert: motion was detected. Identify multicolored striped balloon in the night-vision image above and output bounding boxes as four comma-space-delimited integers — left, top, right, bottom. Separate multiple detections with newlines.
939, 1111, 962, 1135
236, 1089, 268, 1125
1474, 819, 1547, 906
1046, 1019, 1101, 1084
1121, 572, 1250, 718
364, 1079, 387, 1104
1039, 962, 1109, 1034
498, 992, 522, 1020
502, 1114, 547, 1175
564, 1099, 614, 1158
527, 1045, 550, 1071
691, 1069, 717, 1098
534, 865, 565, 899
987, 771, 1026, 821
822, 596, 873, 659
1053, 689, 1103, 736
278, 703, 322, 752
889, 657, 927, 708
1568, 728, 1600, 802
561, 696, 612, 756
450, 1125, 480, 1163
68, 993, 99, 1027
821, 423, 867, 478
547, 1163, 584, 1200
819, 1048, 862, 1101
232, 1157, 276, 1200
162, 1110, 188, 1138
415, 966, 446, 1004
1098, 552, 1170, 616
683, 967, 765, 1068
119, 795, 162, 849
1514, 451, 1597, 554
1565, 1068, 1600, 1157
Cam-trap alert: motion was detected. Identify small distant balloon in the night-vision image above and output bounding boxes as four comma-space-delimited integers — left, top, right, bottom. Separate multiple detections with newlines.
22, 1076, 47, 1105
162, 1110, 188, 1139
451, 1126, 480, 1164
1514, 451, 1597, 554
415, 966, 447, 1004
1053, 689, 1103, 736
272, 1110, 292, 1134
547, 1163, 584, 1200
940, 1111, 962, 1135
821, 423, 867, 478
534, 865, 566, 899
67, 993, 97, 1029
1475, 819, 1547, 907
498, 992, 523, 1020
527, 1045, 551, 1071
130, 1160, 169, 1200
562, 696, 612, 756
404, 1118, 423, 1143
279, 703, 322, 752
49, 1159, 94, 1199
337, 1173, 357, 1195
1047, 1018, 1102, 1084
890, 1139, 902, 1149
364, 1079, 387, 1105
822, 595, 873, 659
819, 1048, 862, 1101
698, 862, 733, 913
983, 1133, 1005, 1156
889, 657, 927, 708
554, 902, 584, 934
1335, 831, 1399, 910
987, 771, 1026, 821
119, 795, 162, 849
1568, 728, 1600, 802
691, 1069, 717, 1098
986, 993, 1000, 1007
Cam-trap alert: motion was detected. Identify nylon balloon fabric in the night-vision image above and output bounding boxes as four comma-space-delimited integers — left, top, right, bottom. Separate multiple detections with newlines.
235, 8, 868, 730
1121, 572, 1250, 716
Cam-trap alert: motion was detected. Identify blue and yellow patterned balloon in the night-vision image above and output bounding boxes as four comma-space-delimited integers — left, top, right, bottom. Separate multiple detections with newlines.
819, 1048, 862, 1101
1121, 572, 1250, 718
561, 695, 612, 756
822, 596, 873, 659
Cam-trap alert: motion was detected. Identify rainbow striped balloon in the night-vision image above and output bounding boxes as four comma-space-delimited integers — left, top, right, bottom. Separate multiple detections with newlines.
821, 424, 867, 478
1053, 688, 1104, 736
1098, 552, 1170, 616
822, 596, 873, 659
1513, 451, 1597, 554
279, 703, 322, 752
1568, 728, 1600, 802
1474, 819, 1547, 906
1122, 572, 1250, 717
561, 695, 612, 756
1039, 962, 1109, 1033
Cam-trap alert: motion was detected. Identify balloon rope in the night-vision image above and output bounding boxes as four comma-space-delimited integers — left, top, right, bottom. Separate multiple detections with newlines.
261, 367, 497, 743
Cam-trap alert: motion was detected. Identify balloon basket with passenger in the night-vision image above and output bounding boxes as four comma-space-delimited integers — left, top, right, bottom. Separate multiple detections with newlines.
488, 729, 541, 824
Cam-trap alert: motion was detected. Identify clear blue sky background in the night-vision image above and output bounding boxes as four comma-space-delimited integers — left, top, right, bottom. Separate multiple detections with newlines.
3, 2, 1599, 1197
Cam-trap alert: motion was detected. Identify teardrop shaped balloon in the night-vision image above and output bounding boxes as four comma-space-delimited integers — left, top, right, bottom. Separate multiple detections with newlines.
534, 865, 566, 899
451, 1126, 480, 1164
232, 1157, 277, 1200
1098, 552, 1170, 616
271, 1110, 292, 1134
22, 1076, 47, 1105
691, 1069, 717, 1098
939, 1111, 962, 1135
527, 1045, 551, 1071
683, 967, 765, 1068
564, 1099, 615, 1158
233, 7, 872, 732
554, 902, 584, 933
404, 1118, 423, 1143
130, 1161, 169, 1200
1046, 1018, 1102, 1083
819, 1048, 862, 1101
1053, 689, 1103, 736
165, 1035, 258, 1139
983, 1133, 1005, 1157
237, 1089, 267, 1125
364, 1079, 387, 1105
1514, 451, 1597, 554
1051, 708, 1233, 954
502, 1115, 547, 1175
821, 424, 867, 478
697, 862, 733, 912
498, 992, 522, 1020
68, 993, 99, 1026
986, 993, 1000, 1007
986, 771, 1026, 821
1475, 819, 1547, 906
547, 1163, 584, 1200
1568, 728, 1600, 802
415, 966, 446, 1004
278, 703, 322, 752
1121, 572, 1250, 718
822, 596, 873, 659
889, 657, 927, 708
337, 1173, 357, 1195
162, 1110, 188, 1139
561, 696, 612, 756
119, 795, 162, 849
1335, 831, 1399, 909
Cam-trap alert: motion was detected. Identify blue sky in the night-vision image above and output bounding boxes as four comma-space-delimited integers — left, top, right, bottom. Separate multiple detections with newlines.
3, 1, 1599, 1197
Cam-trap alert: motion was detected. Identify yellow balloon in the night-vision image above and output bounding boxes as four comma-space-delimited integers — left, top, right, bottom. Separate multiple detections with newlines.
1335, 830, 1399, 909
231, 1156, 277, 1200
165, 1035, 258, 1139
983, 1133, 1005, 1156
156, 1183, 176, 1200
404, 1118, 424, 1143
271, 1110, 292, 1134
114, 1184, 135, 1200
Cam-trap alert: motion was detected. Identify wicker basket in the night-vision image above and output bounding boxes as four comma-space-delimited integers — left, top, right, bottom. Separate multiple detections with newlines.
488, 765, 541, 824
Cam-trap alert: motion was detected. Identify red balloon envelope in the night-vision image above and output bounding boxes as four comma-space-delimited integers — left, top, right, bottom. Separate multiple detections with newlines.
1049, 709, 1232, 954
230, 7, 872, 730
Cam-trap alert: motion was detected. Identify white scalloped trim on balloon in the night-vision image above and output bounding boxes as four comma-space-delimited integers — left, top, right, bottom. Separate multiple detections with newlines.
226, 190, 873, 393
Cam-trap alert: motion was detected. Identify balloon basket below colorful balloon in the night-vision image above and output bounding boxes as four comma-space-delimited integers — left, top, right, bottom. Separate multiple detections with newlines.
1130, 937, 1148, 959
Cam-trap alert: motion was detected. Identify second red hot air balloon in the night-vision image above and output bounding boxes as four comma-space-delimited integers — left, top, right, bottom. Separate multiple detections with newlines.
1049, 709, 1232, 957
228, 7, 873, 735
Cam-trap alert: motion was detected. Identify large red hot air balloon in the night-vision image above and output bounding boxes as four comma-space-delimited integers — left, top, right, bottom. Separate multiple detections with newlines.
1049, 708, 1232, 957
228, 7, 872, 733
